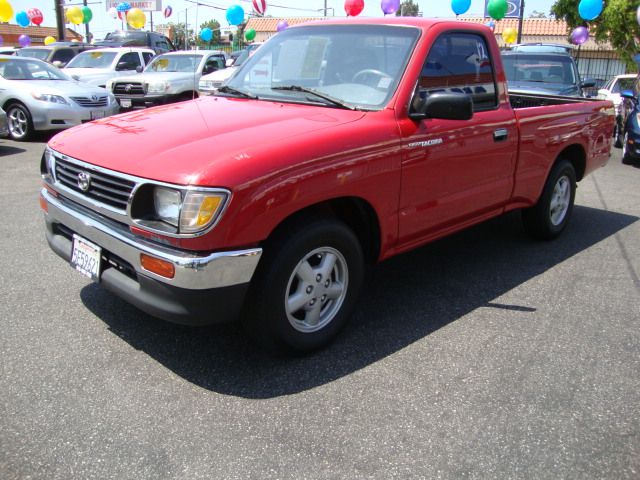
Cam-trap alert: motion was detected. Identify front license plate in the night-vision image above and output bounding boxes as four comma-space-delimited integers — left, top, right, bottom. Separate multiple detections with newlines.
71, 234, 101, 282
120, 98, 132, 108
91, 110, 105, 120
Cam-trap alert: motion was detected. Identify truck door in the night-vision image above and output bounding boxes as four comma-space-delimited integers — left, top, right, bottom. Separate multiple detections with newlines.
398, 32, 517, 242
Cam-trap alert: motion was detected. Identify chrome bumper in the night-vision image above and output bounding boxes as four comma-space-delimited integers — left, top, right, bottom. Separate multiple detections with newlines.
42, 188, 262, 290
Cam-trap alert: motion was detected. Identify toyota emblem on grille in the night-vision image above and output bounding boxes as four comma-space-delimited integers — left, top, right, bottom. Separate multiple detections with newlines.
91, 94, 99, 101
77, 172, 91, 192
124, 84, 133, 93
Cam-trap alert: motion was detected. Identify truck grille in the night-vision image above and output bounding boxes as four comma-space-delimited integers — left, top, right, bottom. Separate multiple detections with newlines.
70, 95, 109, 107
54, 157, 135, 211
112, 82, 146, 95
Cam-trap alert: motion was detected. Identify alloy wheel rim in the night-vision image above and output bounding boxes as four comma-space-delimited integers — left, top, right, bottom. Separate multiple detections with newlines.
285, 246, 348, 333
549, 175, 571, 226
8, 107, 27, 138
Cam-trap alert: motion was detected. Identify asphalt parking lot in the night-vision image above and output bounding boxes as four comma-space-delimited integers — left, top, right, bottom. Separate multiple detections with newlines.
1, 136, 638, 479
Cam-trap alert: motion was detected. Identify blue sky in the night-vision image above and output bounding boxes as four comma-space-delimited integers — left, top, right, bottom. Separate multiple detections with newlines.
13, 0, 556, 39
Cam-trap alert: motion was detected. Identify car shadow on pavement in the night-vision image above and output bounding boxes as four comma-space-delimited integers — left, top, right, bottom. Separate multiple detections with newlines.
0, 144, 26, 156
80, 206, 638, 398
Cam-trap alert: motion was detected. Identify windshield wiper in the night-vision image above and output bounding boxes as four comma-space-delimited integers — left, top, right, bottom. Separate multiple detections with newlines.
271, 85, 356, 110
216, 85, 258, 99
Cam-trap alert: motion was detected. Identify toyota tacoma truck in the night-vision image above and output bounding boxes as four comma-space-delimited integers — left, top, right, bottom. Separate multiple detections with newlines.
41, 18, 614, 353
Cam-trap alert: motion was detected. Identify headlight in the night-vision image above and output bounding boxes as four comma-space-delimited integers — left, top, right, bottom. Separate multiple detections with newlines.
147, 81, 170, 94
31, 92, 69, 105
132, 185, 229, 236
41, 146, 55, 179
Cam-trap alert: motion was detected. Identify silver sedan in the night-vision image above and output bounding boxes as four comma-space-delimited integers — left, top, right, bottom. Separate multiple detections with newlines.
0, 55, 119, 140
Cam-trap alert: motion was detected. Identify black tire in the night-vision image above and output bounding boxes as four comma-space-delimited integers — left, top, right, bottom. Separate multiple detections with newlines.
6, 102, 33, 141
621, 132, 633, 165
522, 159, 576, 240
243, 218, 364, 354
613, 120, 623, 149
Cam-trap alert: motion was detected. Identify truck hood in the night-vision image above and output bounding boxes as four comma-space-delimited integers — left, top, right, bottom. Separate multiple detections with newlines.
49, 96, 366, 185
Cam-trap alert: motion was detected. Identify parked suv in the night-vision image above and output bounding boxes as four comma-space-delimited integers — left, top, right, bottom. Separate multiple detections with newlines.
597, 74, 638, 147
94, 30, 175, 55
64, 47, 156, 88
16, 43, 95, 67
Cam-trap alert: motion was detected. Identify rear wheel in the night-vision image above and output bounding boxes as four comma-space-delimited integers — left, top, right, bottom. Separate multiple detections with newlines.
243, 218, 364, 354
6, 103, 33, 141
522, 159, 576, 240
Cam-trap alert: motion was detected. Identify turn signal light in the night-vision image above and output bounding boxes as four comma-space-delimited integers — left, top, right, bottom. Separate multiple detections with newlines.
39, 192, 48, 213
140, 254, 175, 279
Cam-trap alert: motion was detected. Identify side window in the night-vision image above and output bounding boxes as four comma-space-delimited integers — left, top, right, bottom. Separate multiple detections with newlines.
51, 49, 75, 65
417, 33, 497, 112
117, 52, 141, 70
155, 40, 169, 52
142, 52, 154, 65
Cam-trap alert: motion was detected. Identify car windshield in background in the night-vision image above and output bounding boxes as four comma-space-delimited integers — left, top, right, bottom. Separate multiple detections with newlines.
0, 58, 69, 80
104, 31, 146, 42
612, 78, 636, 93
66, 51, 117, 69
502, 54, 577, 86
15, 48, 50, 61
225, 25, 419, 110
146, 54, 203, 72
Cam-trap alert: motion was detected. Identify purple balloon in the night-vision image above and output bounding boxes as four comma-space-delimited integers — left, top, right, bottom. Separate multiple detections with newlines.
276, 20, 288, 32
570, 26, 589, 45
18, 34, 31, 47
381, 0, 400, 14
0, 35, 3, 47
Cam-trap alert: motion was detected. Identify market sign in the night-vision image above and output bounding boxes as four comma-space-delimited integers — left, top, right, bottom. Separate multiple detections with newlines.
104, 1, 161, 12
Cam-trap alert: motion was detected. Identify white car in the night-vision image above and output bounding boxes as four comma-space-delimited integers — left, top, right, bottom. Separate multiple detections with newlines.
597, 74, 637, 147
199, 44, 262, 95
0, 55, 119, 140
64, 47, 156, 88
107, 50, 228, 109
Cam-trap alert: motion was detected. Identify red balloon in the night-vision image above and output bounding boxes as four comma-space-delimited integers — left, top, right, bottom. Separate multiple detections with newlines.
27, 8, 44, 26
252, 0, 266, 15
344, 0, 364, 16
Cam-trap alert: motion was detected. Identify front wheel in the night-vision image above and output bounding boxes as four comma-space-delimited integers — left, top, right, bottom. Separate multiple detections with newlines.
6, 103, 33, 141
243, 219, 364, 354
522, 159, 576, 240
613, 120, 623, 148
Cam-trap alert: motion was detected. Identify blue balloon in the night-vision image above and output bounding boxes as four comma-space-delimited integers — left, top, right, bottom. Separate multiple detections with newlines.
16, 11, 30, 27
116, 2, 131, 13
200, 27, 213, 42
451, 0, 471, 15
578, 0, 602, 21
226, 5, 244, 26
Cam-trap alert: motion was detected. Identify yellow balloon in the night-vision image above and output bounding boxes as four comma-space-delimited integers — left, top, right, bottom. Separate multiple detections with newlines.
44, 36, 56, 45
66, 6, 84, 25
126, 8, 146, 29
0, 0, 13, 23
502, 27, 518, 44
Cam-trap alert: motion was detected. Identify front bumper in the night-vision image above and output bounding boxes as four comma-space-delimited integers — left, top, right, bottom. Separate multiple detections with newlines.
115, 93, 186, 109
31, 102, 120, 132
42, 188, 262, 325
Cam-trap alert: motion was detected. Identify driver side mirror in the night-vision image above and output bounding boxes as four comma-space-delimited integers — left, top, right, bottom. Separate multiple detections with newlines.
226, 58, 235, 67
409, 92, 473, 121
621, 90, 637, 101
116, 61, 134, 71
581, 78, 596, 89
135, 65, 144, 73
52, 60, 63, 68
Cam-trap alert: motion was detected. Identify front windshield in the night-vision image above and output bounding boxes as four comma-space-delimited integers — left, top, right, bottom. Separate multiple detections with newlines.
66, 51, 117, 69
16, 48, 50, 61
0, 58, 69, 80
225, 25, 419, 110
146, 54, 203, 72
105, 31, 146, 42
502, 54, 577, 86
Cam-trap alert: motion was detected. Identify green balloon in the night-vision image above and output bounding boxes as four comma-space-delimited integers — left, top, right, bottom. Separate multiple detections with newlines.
81, 5, 92, 24
487, 0, 507, 20
245, 28, 256, 41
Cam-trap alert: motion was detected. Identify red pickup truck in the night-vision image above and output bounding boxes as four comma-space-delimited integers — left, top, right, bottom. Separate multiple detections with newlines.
41, 18, 614, 353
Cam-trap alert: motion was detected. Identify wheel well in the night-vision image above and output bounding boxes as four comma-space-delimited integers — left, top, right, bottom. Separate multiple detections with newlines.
557, 144, 586, 181
264, 198, 381, 264
3, 99, 26, 111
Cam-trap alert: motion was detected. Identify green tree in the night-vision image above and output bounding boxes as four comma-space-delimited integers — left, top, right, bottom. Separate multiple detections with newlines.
396, 0, 419, 16
164, 22, 193, 50
551, 0, 639, 68
528, 10, 548, 18
197, 19, 221, 48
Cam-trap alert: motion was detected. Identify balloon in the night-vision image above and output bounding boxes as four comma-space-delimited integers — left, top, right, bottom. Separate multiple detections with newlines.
226, 5, 244, 25
502, 27, 517, 44
245, 28, 256, 41
126, 8, 146, 29
164, 6, 172, 18
117, 11, 124, 20
44, 36, 56, 45
67, 7, 84, 25
27, 8, 43, 26
344, 0, 364, 16
570, 26, 589, 45
485, 20, 496, 30
18, 34, 30, 47
252, 0, 267, 15
108, 7, 117, 18
487, 0, 508, 20
578, 0, 602, 21
116, 2, 131, 13
276, 20, 288, 32
81, 6, 92, 24
381, 0, 400, 15
451, 0, 471, 15
200, 27, 212, 42
15, 11, 29, 27
0, 0, 13, 23
0, 35, 3, 46
637, 6, 640, 26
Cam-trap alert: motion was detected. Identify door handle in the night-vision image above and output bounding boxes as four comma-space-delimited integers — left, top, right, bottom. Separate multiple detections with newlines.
493, 128, 508, 142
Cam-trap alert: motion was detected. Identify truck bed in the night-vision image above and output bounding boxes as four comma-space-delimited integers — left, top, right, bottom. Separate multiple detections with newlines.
509, 92, 602, 109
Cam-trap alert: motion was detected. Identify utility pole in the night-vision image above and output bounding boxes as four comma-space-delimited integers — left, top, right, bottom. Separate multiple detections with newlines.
54, 0, 65, 41
516, 0, 525, 44
324, 0, 327, 16
82, 0, 90, 42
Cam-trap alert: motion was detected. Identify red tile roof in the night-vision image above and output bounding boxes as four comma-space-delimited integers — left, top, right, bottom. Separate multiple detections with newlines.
0, 25, 82, 46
